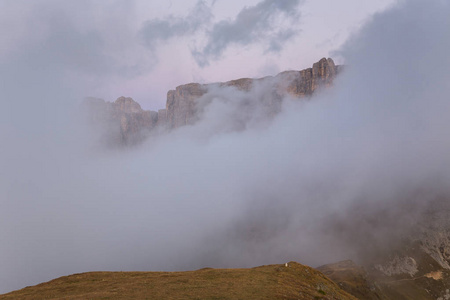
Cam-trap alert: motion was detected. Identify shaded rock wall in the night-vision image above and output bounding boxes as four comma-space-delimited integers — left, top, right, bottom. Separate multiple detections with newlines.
82, 96, 158, 146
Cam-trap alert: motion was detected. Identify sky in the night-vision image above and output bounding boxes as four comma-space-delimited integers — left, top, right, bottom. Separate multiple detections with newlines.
0, 0, 395, 110
3, 0, 450, 295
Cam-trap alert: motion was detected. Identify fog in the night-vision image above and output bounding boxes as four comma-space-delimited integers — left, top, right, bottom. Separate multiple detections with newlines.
2, 0, 450, 294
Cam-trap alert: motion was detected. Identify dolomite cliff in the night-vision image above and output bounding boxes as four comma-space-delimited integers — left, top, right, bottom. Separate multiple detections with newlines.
82, 96, 159, 146
164, 57, 338, 129
83, 57, 339, 145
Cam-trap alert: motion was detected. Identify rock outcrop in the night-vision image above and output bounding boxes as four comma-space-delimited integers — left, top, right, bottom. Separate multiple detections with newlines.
166, 83, 207, 129
83, 57, 339, 146
82, 96, 158, 146
317, 199, 450, 300
164, 57, 338, 130
319, 255, 450, 300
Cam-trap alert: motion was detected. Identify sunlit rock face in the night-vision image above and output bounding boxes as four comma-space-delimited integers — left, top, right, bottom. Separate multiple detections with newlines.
114, 96, 143, 114
164, 57, 338, 130
83, 57, 339, 145
166, 83, 207, 129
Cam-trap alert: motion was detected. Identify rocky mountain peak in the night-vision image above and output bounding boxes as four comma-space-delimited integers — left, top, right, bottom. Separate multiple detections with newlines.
114, 96, 143, 114
84, 57, 340, 146
313, 57, 336, 79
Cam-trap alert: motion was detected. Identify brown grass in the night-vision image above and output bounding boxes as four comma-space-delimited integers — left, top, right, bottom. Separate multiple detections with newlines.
0, 262, 356, 300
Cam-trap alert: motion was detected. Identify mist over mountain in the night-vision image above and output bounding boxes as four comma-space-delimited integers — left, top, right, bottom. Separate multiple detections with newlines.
82, 57, 338, 147
1, 0, 450, 297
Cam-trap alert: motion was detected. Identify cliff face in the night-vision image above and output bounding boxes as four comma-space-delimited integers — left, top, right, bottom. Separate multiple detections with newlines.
83, 57, 339, 146
166, 83, 207, 129
82, 96, 158, 146
164, 57, 338, 130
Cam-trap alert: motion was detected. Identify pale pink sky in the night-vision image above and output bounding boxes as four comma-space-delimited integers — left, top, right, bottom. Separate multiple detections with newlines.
0, 0, 397, 110
103, 0, 396, 110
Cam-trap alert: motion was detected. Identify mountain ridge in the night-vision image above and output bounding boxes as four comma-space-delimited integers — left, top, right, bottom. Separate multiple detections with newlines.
83, 57, 339, 146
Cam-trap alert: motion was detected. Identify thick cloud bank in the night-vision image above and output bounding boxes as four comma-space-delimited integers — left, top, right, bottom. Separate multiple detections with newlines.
1, 0, 450, 294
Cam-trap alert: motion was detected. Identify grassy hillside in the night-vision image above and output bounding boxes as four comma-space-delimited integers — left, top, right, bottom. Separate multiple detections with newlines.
0, 262, 356, 300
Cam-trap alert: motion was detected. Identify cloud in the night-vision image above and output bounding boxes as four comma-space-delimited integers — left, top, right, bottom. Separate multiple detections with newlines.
193, 0, 302, 66
138, 0, 302, 67
2, 0, 450, 295
188, 0, 450, 267
139, 1, 213, 50
0, 1, 161, 83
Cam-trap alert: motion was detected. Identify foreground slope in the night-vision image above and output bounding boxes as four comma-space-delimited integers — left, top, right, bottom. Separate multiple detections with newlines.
0, 262, 356, 300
